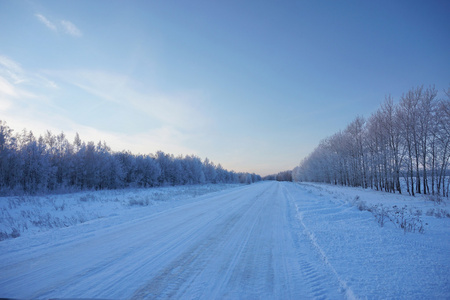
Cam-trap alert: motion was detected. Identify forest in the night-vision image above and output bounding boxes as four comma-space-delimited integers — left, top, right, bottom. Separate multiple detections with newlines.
293, 86, 450, 198
0, 121, 261, 195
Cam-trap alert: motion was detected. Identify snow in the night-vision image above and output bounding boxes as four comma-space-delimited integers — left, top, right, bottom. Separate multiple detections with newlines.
287, 182, 450, 298
0, 183, 241, 240
0, 181, 449, 299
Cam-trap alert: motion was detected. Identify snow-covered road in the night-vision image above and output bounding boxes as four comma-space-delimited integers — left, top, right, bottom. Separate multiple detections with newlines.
1, 181, 449, 299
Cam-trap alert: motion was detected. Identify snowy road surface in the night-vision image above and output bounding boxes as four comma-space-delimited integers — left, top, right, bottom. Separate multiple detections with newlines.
1, 182, 449, 299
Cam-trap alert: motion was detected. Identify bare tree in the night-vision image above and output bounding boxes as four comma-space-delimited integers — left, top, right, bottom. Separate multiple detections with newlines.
294, 85, 448, 199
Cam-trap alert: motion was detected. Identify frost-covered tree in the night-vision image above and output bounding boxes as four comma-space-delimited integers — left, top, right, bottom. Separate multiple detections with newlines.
294, 85, 449, 198
203, 158, 217, 183
0, 121, 260, 195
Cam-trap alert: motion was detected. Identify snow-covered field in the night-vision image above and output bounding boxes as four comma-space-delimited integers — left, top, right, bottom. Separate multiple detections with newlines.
0, 181, 449, 299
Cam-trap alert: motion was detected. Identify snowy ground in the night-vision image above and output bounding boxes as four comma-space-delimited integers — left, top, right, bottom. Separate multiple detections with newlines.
288, 182, 450, 298
0, 181, 449, 299
0, 184, 241, 240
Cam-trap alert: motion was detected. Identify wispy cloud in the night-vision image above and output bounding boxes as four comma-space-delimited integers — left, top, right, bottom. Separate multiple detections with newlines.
0, 55, 59, 127
47, 69, 211, 130
61, 20, 82, 37
73, 125, 196, 156
0, 56, 38, 100
0, 55, 58, 91
35, 14, 57, 31
0, 77, 18, 98
1, 56, 204, 156
35, 13, 82, 37
0, 55, 26, 84
0, 56, 50, 134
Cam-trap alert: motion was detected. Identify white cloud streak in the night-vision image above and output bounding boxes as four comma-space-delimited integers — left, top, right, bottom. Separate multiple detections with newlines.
61, 20, 82, 37
35, 13, 82, 37
35, 14, 57, 31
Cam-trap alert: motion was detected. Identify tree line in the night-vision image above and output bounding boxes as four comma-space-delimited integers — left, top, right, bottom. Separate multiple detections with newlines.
293, 85, 450, 198
0, 121, 261, 195
263, 170, 293, 182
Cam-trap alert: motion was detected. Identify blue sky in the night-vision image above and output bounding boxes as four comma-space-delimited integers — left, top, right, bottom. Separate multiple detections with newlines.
0, 1, 449, 176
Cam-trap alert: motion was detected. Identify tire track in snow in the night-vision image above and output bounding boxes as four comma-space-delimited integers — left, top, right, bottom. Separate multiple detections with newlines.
33, 204, 232, 298
77, 189, 256, 299
283, 184, 357, 300
217, 185, 277, 298
130, 183, 275, 299
282, 185, 343, 299
1, 186, 253, 298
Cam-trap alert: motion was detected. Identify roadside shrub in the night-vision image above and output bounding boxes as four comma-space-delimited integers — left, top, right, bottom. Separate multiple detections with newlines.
351, 198, 425, 233
128, 196, 150, 206
427, 194, 443, 204
353, 196, 369, 212
390, 205, 425, 234
0, 228, 21, 241
0, 232, 7, 241
79, 194, 97, 202
53, 200, 66, 211
10, 228, 20, 238
372, 204, 388, 227
410, 208, 422, 216
426, 208, 450, 218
